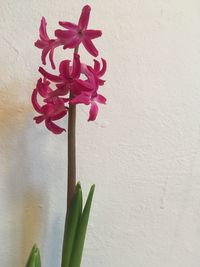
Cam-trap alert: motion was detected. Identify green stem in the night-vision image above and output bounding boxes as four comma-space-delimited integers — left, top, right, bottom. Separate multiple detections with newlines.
67, 46, 79, 209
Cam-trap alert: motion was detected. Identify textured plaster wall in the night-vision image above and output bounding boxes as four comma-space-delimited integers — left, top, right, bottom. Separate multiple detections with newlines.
1, 0, 200, 266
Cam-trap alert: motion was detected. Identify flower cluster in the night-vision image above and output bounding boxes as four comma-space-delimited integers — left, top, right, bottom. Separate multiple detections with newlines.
32, 5, 107, 134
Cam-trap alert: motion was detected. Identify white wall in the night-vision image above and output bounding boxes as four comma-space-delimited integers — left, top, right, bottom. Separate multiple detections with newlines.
1, 0, 200, 266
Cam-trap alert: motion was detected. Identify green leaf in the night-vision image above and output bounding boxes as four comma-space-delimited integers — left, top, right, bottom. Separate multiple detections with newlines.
25, 245, 41, 267
69, 184, 95, 267
61, 182, 83, 267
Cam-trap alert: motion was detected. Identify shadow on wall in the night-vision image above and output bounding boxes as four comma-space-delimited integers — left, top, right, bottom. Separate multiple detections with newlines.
0, 85, 44, 267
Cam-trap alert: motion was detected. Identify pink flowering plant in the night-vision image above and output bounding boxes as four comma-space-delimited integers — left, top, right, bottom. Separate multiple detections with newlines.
26, 5, 107, 267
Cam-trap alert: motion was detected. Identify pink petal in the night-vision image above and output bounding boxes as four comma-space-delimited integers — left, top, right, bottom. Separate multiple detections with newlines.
49, 39, 63, 69
88, 102, 98, 121
59, 60, 71, 78
34, 115, 44, 124
41, 48, 49, 65
93, 59, 100, 72
35, 40, 47, 49
98, 58, 107, 77
39, 17, 50, 41
85, 29, 102, 39
78, 5, 91, 30
49, 47, 56, 69
82, 38, 98, 57
31, 89, 42, 113
59, 21, 78, 30
39, 67, 62, 83
45, 119, 66, 134
55, 29, 77, 40
71, 54, 81, 78
95, 94, 106, 104
52, 110, 67, 121
98, 79, 106, 86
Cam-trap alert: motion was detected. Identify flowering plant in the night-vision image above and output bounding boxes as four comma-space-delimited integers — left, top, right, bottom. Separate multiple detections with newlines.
26, 5, 107, 267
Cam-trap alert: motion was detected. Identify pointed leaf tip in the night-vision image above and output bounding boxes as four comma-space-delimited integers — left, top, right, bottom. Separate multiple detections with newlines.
25, 244, 41, 267
76, 181, 82, 190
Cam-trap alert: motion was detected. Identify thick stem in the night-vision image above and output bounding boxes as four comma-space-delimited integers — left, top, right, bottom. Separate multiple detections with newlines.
67, 100, 76, 209
67, 47, 79, 209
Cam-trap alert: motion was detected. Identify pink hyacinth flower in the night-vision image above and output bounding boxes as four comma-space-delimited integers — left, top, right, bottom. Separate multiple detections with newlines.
75, 58, 106, 92
34, 78, 52, 98
88, 93, 106, 121
71, 63, 107, 121
39, 53, 82, 97
71, 91, 106, 121
32, 79, 67, 134
55, 5, 102, 57
35, 17, 62, 69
